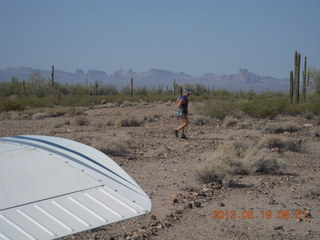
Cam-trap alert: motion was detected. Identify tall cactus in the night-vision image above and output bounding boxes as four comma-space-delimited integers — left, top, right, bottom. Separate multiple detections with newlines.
173, 79, 176, 95
294, 51, 301, 104
51, 65, 55, 87
290, 71, 294, 103
130, 78, 133, 99
302, 56, 307, 103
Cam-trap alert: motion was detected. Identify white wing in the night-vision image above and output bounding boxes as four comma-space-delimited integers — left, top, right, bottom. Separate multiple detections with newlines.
0, 135, 151, 240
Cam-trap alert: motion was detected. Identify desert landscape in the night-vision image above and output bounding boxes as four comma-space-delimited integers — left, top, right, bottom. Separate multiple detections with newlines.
1, 100, 319, 240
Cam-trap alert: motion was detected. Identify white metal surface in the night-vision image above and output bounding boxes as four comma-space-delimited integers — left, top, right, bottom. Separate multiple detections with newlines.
0, 135, 151, 240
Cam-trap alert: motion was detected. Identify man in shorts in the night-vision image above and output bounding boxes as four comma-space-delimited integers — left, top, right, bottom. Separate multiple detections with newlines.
173, 89, 191, 139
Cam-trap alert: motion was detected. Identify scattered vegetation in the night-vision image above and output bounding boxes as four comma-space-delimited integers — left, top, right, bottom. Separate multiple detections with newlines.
92, 134, 131, 156
259, 135, 302, 152
115, 115, 142, 127
75, 116, 90, 126
196, 141, 285, 185
261, 121, 301, 134
192, 115, 211, 125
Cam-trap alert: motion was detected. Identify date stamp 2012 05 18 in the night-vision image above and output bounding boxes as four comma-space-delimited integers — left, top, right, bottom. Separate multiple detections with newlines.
212, 210, 310, 220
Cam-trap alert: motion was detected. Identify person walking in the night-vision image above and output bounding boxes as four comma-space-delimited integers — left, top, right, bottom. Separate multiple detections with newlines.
173, 89, 191, 139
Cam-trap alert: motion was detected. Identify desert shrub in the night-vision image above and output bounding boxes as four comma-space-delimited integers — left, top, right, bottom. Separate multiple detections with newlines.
313, 128, 320, 137
192, 115, 211, 125
67, 107, 86, 116
202, 100, 237, 120
239, 97, 288, 118
196, 166, 224, 184
310, 185, 320, 197
259, 135, 302, 152
196, 140, 284, 185
54, 120, 70, 128
261, 122, 301, 134
223, 115, 238, 127
244, 149, 284, 174
75, 116, 90, 126
115, 115, 142, 127
32, 112, 50, 120
0, 100, 26, 112
46, 107, 67, 117
92, 135, 130, 156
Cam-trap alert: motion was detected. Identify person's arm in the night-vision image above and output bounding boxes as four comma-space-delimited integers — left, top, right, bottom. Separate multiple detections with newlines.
178, 98, 185, 110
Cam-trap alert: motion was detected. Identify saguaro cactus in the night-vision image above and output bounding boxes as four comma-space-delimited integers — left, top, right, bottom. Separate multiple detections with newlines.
294, 51, 301, 104
290, 71, 294, 103
130, 78, 133, 99
302, 56, 307, 103
51, 65, 55, 87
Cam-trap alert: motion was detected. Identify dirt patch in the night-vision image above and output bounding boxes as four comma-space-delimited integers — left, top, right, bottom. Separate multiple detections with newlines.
1, 102, 320, 239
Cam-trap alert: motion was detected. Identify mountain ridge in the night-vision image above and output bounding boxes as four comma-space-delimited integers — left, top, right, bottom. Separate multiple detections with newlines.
0, 67, 288, 92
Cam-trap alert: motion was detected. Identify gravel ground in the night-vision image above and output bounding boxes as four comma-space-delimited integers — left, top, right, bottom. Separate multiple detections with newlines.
1, 101, 319, 240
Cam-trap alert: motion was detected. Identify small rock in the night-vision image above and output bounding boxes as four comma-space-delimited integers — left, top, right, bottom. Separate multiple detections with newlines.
274, 225, 284, 230
303, 123, 314, 128
187, 202, 193, 209
219, 202, 225, 207
193, 201, 201, 208
150, 220, 160, 227
150, 215, 157, 220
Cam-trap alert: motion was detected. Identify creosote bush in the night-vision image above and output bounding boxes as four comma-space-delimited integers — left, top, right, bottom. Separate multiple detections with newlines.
92, 134, 130, 156
261, 122, 301, 134
196, 141, 284, 185
75, 116, 90, 126
115, 115, 142, 127
259, 135, 302, 152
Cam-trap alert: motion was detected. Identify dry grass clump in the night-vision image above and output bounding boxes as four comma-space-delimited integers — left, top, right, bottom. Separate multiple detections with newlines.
192, 115, 211, 125
310, 185, 320, 197
33, 112, 51, 120
92, 134, 130, 156
67, 107, 86, 117
75, 116, 90, 126
261, 122, 301, 134
259, 135, 302, 152
54, 120, 70, 128
313, 128, 320, 137
115, 115, 142, 127
223, 115, 238, 127
196, 141, 284, 184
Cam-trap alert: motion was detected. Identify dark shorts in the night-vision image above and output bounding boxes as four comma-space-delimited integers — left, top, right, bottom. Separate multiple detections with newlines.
182, 109, 188, 116
176, 109, 188, 117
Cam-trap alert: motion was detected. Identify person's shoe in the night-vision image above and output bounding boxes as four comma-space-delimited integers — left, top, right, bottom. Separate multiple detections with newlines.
180, 134, 187, 139
173, 129, 179, 137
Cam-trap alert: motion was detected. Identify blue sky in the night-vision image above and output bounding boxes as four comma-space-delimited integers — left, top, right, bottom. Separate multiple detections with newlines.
0, 0, 319, 78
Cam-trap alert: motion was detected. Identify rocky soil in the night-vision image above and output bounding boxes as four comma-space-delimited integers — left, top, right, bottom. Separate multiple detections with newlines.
1, 101, 319, 240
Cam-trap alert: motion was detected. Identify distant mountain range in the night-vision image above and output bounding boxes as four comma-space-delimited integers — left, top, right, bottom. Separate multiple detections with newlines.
0, 67, 289, 92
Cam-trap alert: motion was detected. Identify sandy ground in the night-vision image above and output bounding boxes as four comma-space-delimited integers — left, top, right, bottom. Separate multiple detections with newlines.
1, 101, 319, 240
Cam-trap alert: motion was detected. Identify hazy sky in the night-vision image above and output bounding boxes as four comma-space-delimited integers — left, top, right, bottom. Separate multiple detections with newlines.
1, 0, 319, 78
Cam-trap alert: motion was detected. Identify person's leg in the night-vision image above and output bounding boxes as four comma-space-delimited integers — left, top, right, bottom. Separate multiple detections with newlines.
177, 115, 188, 134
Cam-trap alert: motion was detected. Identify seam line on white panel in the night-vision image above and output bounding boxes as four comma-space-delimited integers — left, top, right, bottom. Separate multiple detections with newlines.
51, 201, 91, 227
68, 197, 107, 222
100, 188, 139, 214
16, 209, 56, 237
34, 205, 74, 232
0, 213, 37, 240
84, 192, 124, 218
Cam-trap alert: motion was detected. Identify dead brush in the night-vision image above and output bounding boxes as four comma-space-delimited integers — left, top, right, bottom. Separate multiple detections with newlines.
223, 115, 238, 127
261, 121, 301, 134
192, 115, 211, 126
92, 134, 130, 156
75, 116, 90, 126
196, 140, 285, 185
115, 115, 142, 127
259, 135, 302, 152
